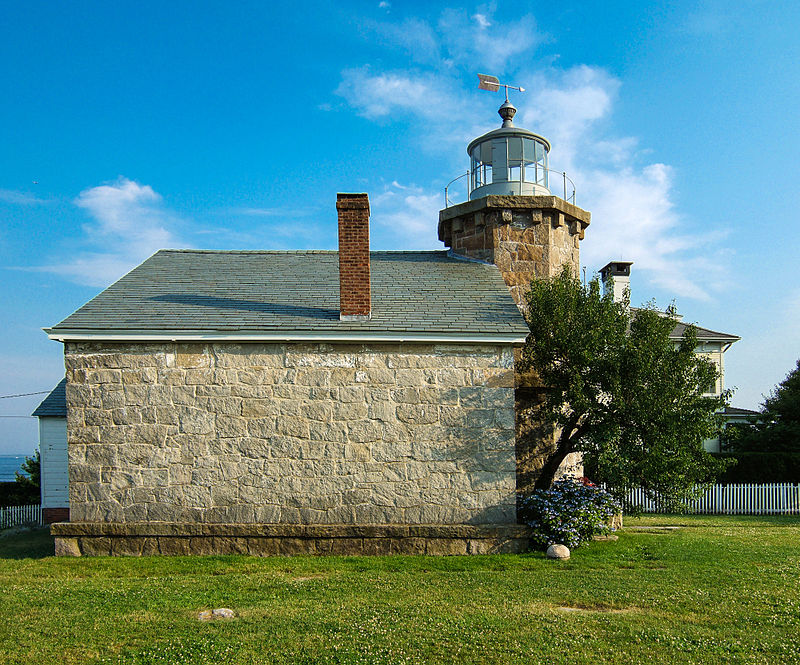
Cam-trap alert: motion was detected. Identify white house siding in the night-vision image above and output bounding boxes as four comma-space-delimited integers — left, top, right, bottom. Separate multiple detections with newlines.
698, 342, 726, 453
39, 417, 69, 510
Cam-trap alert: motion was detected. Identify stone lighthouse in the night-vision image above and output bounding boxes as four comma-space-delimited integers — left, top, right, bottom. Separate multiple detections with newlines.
439, 86, 592, 491
438, 93, 591, 308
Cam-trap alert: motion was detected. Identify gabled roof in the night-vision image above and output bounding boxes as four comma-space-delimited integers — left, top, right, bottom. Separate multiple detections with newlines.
32, 379, 66, 417
46, 250, 529, 343
670, 320, 740, 343
723, 405, 759, 417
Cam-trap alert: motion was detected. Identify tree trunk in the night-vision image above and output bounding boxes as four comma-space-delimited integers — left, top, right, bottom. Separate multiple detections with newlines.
534, 432, 574, 490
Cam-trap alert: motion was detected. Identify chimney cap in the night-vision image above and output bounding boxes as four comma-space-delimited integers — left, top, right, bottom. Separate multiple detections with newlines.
600, 261, 633, 278
336, 192, 370, 211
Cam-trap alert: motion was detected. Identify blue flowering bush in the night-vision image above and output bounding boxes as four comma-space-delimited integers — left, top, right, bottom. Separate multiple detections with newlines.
520, 477, 621, 549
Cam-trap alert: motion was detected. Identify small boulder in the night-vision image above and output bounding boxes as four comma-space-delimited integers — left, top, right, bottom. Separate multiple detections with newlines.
546, 544, 570, 560
198, 608, 235, 621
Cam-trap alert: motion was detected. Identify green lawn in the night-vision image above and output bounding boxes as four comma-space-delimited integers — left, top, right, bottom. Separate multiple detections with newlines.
1, 516, 798, 664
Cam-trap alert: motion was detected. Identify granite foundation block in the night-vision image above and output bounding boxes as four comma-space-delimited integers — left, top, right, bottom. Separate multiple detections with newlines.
51, 522, 532, 557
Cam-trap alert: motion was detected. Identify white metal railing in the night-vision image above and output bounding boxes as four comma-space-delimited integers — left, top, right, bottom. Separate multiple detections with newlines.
622, 483, 800, 515
0, 504, 42, 529
444, 167, 577, 208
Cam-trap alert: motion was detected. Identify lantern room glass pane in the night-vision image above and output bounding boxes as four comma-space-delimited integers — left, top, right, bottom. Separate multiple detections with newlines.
492, 139, 508, 181
479, 140, 492, 164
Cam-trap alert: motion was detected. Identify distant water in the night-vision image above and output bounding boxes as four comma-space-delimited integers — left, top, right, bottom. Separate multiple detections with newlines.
0, 455, 30, 482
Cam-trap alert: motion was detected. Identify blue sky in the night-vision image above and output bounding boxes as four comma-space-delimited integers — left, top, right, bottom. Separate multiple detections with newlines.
1, 1, 799, 454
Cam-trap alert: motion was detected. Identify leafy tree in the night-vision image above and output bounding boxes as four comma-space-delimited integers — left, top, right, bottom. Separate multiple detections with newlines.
724, 359, 800, 452
520, 268, 730, 508
14, 450, 40, 495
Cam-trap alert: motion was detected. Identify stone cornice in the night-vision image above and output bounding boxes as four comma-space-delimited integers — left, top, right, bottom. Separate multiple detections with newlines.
439, 195, 591, 225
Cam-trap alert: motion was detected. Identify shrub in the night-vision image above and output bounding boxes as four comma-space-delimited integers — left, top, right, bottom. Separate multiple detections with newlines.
711, 452, 800, 483
520, 477, 621, 549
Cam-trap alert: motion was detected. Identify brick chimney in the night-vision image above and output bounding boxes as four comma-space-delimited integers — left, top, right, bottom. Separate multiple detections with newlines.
336, 193, 371, 320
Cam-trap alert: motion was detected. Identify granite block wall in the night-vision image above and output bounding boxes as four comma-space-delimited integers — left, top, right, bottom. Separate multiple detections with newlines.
64, 342, 518, 526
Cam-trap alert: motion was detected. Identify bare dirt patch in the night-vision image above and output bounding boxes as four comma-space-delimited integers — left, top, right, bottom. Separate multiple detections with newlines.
290, 574, 327, 582
556, 605, 635, 614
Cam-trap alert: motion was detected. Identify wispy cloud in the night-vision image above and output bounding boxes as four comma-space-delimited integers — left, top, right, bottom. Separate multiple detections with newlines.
516, 66, 725, 300
683, 9, 735, 38
728, 288, 800, 408
232, 206, 316, 218
39, 177, 187, 287
367, 17, 441, 65
335, 9, 729, 300
336, 67, 457, 122
437, 9, 541, 71
371, 182, 442, 249
0, 188, 50, 205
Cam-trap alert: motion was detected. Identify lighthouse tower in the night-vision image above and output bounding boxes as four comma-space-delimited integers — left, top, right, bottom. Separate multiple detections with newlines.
439, 94, 591, 308
439, 85, 592, 493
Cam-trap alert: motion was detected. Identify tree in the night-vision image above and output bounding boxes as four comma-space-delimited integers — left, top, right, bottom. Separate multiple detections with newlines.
725, 359, 800, 453
14, 450, 40, 497
520, 268, 730, 508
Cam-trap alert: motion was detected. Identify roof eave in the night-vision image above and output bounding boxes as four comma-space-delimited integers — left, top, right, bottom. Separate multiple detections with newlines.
45, 329, 528, 345
668, 333, 741, 343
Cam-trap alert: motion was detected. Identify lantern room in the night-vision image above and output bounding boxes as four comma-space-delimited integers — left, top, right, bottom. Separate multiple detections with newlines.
467, 100, 551, 199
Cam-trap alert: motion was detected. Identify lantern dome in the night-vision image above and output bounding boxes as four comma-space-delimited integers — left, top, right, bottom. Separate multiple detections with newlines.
466, 101, 551, 199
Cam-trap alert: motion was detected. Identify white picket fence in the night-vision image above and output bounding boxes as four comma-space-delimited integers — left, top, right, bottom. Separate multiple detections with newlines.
624, 483, 800, 515
0, 504, 42, 529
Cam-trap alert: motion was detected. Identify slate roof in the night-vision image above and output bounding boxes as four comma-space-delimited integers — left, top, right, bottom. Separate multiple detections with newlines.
670, 320, 740, 343
32, 379, 66, 417
723, 406, 759, 417
46, 250, 529, 341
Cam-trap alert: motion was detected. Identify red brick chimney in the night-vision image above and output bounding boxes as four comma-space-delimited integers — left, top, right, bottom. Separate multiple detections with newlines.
336, 193, 371, 320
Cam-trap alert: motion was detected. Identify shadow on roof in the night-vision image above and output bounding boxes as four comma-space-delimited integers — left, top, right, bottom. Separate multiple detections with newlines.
151, 294, 339, 319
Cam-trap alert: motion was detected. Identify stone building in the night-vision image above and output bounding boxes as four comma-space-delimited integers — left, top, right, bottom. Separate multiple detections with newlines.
46, 100, 592, 556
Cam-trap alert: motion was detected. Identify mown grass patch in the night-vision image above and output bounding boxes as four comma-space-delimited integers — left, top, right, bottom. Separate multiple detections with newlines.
0, 516, 798, 664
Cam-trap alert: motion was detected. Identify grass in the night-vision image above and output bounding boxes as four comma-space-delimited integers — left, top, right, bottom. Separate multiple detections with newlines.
0, 516, 798, 664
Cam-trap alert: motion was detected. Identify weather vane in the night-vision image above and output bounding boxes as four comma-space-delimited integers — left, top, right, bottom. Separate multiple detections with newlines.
477, 73, 525, 102
477, 74, 525, 127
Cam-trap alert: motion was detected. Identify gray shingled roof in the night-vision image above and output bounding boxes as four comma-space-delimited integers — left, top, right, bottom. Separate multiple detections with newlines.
46, 250, 529, 340
723, 405, 759, 417
32, 379, 66, 417
670, 320, 740, 343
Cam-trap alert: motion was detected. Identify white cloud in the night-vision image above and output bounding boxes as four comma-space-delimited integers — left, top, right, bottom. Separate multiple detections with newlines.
336, 67, 457, 121
472, 13, 491, 29
232, 206, 316, 217
371, 182, 442, 249
40, 177, 187, 287
437, 9, 541, 71
336, 10, 729, 300
0, 188, 50, 205
726, 290, 800, 409
518, 66, 621, 166
369, 18, 440, 64
516, 66, 726, 300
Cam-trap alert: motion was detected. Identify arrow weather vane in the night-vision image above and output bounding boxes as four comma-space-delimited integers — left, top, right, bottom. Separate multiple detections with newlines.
478, 74, 525, 127
477, 73, 525, 102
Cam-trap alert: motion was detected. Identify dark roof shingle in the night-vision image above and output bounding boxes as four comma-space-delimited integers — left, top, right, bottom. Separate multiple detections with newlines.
670, 320, 740, 342
32, 379, 66, 417
47, 250, 529, 340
